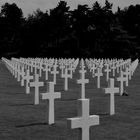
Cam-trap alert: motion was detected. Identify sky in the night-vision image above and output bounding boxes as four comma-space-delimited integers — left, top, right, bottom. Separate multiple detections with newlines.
0, 0, 140, 17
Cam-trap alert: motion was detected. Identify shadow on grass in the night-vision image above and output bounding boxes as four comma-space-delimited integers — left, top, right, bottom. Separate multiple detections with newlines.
96, 112, 109, 116
16, 122, 48, 128
60, 99, 78, 101
10, 103, 34, 106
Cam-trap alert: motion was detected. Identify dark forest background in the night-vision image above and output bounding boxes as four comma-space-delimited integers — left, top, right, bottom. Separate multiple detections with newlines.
0, 0, 140, 59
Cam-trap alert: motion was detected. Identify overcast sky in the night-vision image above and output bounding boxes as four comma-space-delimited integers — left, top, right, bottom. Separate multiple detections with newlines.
0, 0, 140, 17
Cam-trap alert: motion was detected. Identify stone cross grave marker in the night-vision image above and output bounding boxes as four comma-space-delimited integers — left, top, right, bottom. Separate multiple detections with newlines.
30, 61, 33, 73
34, 61, 37, 75
24, 69, 33, 94
14, 63, 18, 79
117, 71, 127, 96
51, 63, 59, 84
111, 62, 116, 77
91, 64, 96, 78
95, 68, 103, 88
104, 78, 119, 115
104, 63, 111, 81
67, 99, 99, 140
116, 61, 120, 73
41, 82, 61, 125
69, 64, 73, 79
60, 63, 65, 78
20, 66, 25, 86
17, 64, 21, 82
62, 68, 71, 91
127, 66, 132, 80
77, 64, 89, 99
44, 63, 49, 80
30, 74, 44, 105
39, 62, 43, 77
123, 67, 130, 86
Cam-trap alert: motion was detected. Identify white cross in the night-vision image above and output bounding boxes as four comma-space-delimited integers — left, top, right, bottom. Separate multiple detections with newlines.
62, 68, 71, 91
104, 64, 111, 81
14, 63, 18, 78
41, 82, 61, 124
80, 59, 86, 70
44, 63, 49, 80
116, 62, 120, 73
95, 68, 103, 88
67, 99, 99, 140
60, 64, 65, 78
127, 66, 132, 80
77, 68, 89, 99
123, 68, 130, 86
30, 74, 44, 105
30, 61, 33, 73
51, 64, 59, 84
34, 61, 37, 75
68, 64, 73, 79
91, 64, 96, 77
117, 71, 127, 96
24, 69, 33, 94
105, 78, 119, 115
17, 64, 21, 82
11, 63, 15, 76
39, 62, 43, 77
111, 63, 116, 77
20, 66, 25, 86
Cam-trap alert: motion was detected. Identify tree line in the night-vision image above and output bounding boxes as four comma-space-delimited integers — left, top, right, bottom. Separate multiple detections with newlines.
0, 0, 140, 59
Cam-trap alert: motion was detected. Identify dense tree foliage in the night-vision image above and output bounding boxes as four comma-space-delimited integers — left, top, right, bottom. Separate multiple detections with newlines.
0, 1, 140, 59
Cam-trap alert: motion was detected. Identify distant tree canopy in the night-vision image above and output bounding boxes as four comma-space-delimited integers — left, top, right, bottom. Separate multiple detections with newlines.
0, 0, 140, 59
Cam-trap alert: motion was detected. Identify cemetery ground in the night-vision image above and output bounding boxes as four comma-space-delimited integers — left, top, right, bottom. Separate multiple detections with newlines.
0, 60, 140, 140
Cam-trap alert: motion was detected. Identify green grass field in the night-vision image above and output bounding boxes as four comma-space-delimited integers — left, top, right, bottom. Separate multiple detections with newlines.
0, 60, 140, 140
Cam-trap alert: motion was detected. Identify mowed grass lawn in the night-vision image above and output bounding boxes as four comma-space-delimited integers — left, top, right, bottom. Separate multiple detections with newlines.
0, 60, 140, 140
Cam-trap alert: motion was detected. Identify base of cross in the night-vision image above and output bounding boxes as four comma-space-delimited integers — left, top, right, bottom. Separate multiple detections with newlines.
122, 91, 129, 96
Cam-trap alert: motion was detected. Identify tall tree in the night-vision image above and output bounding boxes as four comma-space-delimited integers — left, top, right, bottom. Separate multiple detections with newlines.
1, 3, 23, 27
0, 3, 23, 57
